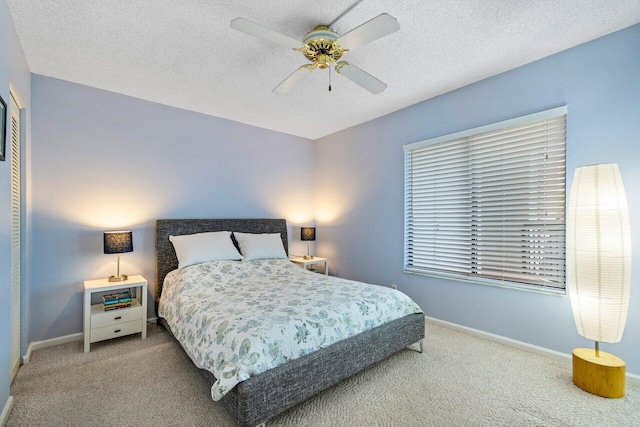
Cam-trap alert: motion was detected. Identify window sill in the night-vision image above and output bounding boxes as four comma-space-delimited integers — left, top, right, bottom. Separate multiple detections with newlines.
403, 268, 566, 296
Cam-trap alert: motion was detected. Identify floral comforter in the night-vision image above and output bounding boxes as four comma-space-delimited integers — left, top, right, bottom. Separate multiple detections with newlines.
158, 259, 422, 400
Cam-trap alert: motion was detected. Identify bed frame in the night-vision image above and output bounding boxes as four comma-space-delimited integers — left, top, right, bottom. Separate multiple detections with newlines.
155, 218, 425, 427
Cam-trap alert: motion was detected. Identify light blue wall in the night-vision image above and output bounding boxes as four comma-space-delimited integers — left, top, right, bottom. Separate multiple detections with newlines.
315, 24, 640, 374
0, 0, 31, 412
11, 13, 640, 405
30, 75, 315, 340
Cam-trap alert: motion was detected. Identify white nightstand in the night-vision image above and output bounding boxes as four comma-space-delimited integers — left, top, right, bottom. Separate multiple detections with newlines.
83, 275, 148, 353
289, 256, 329, 275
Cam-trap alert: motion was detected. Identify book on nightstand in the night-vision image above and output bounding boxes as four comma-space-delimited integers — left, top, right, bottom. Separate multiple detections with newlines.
104, 302, 132, 311
102, 290, 133, 310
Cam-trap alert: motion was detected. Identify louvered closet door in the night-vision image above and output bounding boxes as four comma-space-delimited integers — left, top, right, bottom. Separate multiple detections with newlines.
10, 93, 21, 382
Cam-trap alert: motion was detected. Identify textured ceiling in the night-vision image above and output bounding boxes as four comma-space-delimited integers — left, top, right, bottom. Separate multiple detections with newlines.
6, 0, 640, 139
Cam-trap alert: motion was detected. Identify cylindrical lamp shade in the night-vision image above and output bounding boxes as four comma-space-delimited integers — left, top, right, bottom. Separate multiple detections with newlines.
301, 227, 316, 241
104, 231, 134, 254
567, 164, 631, 343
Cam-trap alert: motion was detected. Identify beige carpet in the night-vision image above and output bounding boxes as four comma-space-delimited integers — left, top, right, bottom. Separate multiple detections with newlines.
8, 321, 640, 426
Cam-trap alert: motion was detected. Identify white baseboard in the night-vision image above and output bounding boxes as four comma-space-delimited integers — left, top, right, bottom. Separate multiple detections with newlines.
22, 332, 83, 364
425, 315, 640, 386
628, 372, 640, 386
18, 316, 639, 388
0, 396, 14, 427
22, 319, 159, 364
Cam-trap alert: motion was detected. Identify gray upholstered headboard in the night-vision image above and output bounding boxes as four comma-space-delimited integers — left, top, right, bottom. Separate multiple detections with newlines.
155, 218, 288, 302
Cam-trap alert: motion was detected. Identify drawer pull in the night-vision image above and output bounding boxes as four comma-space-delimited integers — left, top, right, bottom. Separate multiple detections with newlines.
114, 316, 122, 320
114, 329, 121, 333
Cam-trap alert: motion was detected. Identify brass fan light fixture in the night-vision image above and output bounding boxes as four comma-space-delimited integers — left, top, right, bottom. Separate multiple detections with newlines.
230, 14, 399, 95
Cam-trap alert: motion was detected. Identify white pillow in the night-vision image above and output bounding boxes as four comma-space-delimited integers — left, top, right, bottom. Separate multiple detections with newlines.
233, 232, 288, 261
169, 231, 243, 269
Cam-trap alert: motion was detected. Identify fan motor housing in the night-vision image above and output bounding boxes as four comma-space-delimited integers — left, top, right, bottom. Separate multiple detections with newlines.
301, 26, 346, 68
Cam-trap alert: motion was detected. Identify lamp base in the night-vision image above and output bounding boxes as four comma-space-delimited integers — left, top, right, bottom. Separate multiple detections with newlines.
108, 275, 128, 282
572, 348, 625, 398
303, 255, 314, 260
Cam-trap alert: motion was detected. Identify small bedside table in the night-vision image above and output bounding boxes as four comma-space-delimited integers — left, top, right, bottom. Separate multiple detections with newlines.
289, 256, 329, 275
83, 275, 148, 353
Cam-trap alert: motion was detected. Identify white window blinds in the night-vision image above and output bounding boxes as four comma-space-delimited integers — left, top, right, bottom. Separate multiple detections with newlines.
404, 107, 567, 292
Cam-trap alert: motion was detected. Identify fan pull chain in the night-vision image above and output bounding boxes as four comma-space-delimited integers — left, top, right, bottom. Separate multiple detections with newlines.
329, 67, 332, 92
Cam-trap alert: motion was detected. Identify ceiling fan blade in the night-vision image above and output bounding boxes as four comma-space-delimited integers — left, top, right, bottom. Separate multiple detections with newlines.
273, 66, 313, 95
335, 62, 386, 94
231, 18, 303, 50
336, 13, 399, 50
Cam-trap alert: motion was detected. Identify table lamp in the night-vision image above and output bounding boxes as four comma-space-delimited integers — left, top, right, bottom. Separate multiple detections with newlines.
301, 227, 316, 260
567, 163, 631, 398
104, 231, 133, 282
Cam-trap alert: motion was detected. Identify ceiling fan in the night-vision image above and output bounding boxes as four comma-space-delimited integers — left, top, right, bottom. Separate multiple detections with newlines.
230, 13, 399, 95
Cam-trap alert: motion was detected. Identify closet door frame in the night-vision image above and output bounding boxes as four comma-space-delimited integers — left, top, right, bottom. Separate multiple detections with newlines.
9, 86, 24, 383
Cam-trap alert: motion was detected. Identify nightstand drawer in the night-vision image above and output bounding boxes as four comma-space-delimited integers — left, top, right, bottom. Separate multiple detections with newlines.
90, 320, 142, 343
90, 301, 142, 329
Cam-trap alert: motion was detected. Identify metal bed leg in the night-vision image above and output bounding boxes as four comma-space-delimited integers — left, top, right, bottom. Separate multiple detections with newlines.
408, 339, 423, 353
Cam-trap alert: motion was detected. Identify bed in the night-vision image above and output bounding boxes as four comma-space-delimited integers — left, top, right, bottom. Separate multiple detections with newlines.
155, 218, 425, 427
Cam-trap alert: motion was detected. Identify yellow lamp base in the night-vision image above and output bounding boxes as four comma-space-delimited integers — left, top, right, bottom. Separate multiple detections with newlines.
572, 348, 625, 398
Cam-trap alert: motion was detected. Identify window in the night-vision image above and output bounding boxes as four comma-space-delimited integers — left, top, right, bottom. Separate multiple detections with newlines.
404, 107, 566, 293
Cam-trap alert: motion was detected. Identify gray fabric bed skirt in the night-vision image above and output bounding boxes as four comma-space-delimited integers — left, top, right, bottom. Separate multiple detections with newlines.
163, 313, 425, 426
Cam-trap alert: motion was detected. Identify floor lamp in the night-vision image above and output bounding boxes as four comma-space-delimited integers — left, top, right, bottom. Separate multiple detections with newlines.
567, 163, 631, 398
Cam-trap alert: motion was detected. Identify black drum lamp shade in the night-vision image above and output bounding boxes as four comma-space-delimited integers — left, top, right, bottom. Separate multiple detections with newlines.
301, 227, 316, 241
104, 231, 133, 254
